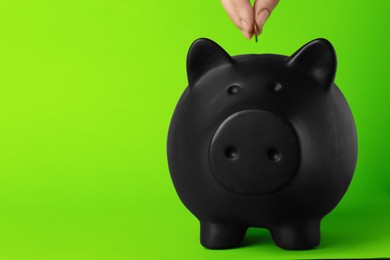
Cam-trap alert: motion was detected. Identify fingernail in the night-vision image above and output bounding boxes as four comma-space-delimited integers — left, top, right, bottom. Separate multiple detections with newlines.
256, 9, 270, 29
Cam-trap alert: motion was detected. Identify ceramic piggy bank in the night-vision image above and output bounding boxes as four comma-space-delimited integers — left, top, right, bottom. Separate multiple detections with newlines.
167, 38, 357, 250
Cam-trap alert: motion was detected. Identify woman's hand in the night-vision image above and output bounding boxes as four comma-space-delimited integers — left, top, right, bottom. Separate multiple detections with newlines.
221, 0, 279, 40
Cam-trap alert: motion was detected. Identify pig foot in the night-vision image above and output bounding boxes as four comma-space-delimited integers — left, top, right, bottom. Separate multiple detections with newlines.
200, 221, 247, 249
270, 219, 320, 250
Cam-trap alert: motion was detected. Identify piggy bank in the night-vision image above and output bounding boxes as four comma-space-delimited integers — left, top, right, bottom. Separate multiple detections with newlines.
167, 38, 357, 250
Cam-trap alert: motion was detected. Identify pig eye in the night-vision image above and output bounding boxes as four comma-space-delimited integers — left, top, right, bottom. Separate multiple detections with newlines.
227, 85, 241, 95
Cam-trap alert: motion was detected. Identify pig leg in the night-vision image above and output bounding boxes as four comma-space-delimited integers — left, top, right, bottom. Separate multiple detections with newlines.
200, 221, 247, 249
270, 219, 320, 250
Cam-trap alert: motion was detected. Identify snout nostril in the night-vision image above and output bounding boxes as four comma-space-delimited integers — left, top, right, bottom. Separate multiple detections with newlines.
268, 148, 281, 162
225, 146, 239, 159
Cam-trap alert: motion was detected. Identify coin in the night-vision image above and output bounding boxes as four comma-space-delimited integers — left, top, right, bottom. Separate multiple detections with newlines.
254, 23, 258, 42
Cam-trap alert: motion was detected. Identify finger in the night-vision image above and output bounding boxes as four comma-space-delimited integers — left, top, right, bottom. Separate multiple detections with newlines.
221, 0, 242, 29
253, 0, 279, 35
230, 0, 255, 39
221, 0, 253, 39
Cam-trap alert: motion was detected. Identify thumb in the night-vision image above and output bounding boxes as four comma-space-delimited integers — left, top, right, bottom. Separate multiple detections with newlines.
253, 0, 279, 35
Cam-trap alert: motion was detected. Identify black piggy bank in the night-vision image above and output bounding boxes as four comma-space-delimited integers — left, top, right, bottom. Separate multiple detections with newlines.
167, 38, 357, 250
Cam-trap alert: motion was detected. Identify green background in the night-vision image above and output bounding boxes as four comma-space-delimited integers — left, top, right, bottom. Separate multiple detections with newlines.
0, 0, 389, 259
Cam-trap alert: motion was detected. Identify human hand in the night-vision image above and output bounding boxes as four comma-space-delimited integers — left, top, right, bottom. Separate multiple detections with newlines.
221, 0, 279, 40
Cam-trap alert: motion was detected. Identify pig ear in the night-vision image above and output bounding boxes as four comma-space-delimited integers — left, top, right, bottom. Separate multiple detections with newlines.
187, 38, 234, 88
287, 38, 337, 88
